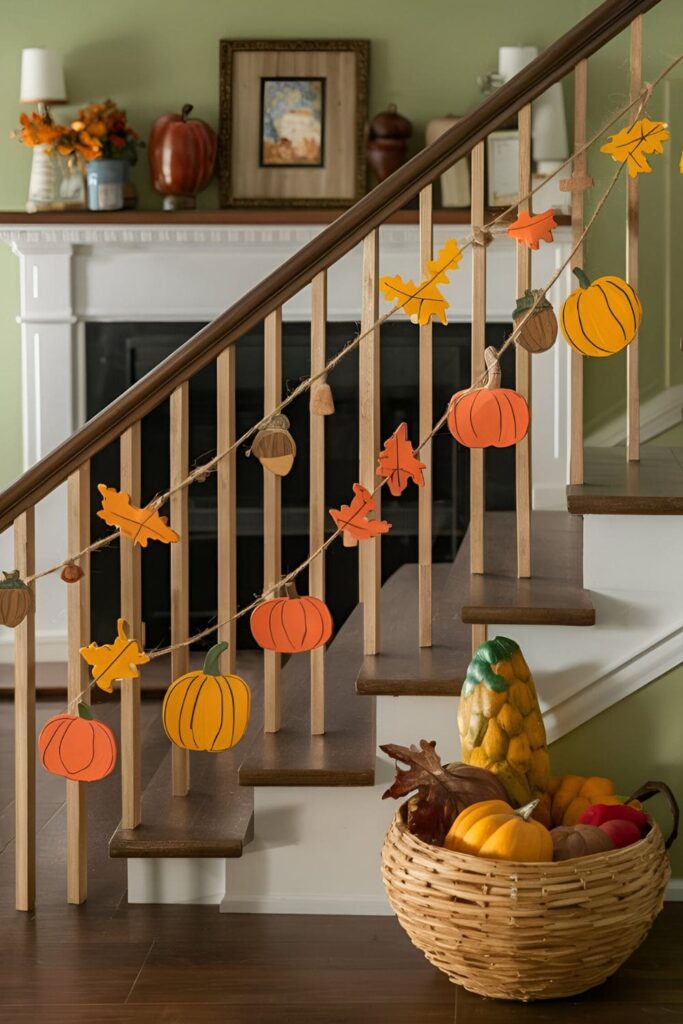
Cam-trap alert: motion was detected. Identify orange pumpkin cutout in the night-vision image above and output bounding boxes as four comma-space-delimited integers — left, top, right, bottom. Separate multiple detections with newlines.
447, 347, 529, 449
250, 582, 333, 654
39, 703, 117, 782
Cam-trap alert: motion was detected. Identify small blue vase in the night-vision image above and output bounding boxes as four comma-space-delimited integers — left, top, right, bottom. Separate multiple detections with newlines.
87, 159, 127, 211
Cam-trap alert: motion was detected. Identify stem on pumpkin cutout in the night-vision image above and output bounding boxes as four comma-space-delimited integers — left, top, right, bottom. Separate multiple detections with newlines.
283, 581, 298, 600
202, 641, 229, 676
77, 702, 93, 720
483, 347, 502, 391
572, 267, 592, 290
181, 104, 194, 121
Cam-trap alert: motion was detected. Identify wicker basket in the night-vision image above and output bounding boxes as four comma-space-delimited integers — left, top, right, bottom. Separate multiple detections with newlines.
381, 783, 677, 1002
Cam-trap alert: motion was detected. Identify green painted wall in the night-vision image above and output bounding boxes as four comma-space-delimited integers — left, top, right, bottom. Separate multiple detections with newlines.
550, 664, 683, 876
0, 0, 681, 484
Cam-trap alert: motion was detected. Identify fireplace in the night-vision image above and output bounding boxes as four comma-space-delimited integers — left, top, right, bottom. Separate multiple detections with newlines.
85, 319, 516, 649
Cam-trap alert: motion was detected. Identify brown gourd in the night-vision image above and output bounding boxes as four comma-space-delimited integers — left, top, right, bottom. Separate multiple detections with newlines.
551, 823, 615, 861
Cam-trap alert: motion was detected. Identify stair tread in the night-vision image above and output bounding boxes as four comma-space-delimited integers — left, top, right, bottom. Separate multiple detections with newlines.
238, 602, 375, 787
357, 510, 593, 697
567, 446, 683, 514
109, 654, 263, 858
461, 510, 595, 625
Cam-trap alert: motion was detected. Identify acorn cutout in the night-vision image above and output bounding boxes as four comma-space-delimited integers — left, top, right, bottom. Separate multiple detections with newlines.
310, 379, 335, 416
513, 289, 558, 354
251, 414, 297, 476
0, 570, 33, 627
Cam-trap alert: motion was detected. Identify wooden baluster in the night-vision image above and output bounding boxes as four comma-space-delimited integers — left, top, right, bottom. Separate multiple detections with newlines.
627, 16, 642, 463
170, 385, 190, 796
359, 230, 381, 655
217, 348, 237, 674
67, 465, 90, 903
120, 423, 142, 829
309, 272, 327, 734
569, 60, 588, 486
516, 104, 532, 579
14, 508, 35, 911
470, 143, 486, 581
418, 185, 433, 648
263, 310, 282, 732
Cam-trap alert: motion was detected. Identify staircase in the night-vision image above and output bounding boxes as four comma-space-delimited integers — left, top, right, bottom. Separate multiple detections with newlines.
1, 0, 679, 913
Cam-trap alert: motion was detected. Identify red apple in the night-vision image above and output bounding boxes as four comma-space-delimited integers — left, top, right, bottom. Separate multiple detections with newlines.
599, 819, 641, 849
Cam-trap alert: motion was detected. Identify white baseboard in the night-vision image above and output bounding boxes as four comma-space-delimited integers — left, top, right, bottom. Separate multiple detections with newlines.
0, 630, 66, 663
220, 893, 393, 915
586, 384, 683, 446
666, 879, 683, 902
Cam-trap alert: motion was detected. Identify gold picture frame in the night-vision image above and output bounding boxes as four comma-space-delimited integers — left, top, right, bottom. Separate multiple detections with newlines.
219, 39, 369, 208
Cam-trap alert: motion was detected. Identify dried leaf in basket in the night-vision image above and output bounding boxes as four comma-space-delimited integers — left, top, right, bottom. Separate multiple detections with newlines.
380, 739, 508, 846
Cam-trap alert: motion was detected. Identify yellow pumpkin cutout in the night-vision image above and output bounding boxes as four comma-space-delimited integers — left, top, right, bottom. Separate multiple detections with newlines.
162, 642, 251, 752
560, 267, 642, 357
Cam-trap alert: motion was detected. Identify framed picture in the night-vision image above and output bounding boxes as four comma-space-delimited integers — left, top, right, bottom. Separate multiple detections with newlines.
220, 40, 369, 208
486, 130, 519, 208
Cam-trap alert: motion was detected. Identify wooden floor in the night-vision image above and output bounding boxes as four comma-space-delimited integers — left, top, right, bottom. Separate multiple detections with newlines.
1, 699, 681, 1023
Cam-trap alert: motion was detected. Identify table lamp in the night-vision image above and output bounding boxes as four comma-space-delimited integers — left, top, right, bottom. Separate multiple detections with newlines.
20, 48, 68, 211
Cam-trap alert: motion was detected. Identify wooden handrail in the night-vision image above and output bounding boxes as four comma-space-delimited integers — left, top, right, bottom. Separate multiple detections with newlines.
0, 0, 659, 532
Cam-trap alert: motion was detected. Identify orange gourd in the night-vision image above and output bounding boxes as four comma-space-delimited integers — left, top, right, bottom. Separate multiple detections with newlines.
447, 347, 529, 449
547, 774, 619, 827
39, 703, 117, 782
250, 584, 333, 653
444, 798, 553, 862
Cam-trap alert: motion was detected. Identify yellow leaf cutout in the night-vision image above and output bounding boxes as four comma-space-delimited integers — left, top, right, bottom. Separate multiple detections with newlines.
380, 238, 462, 325
97, 484, 180, 547
80, 618, 150, 694
600, 118, 670, 178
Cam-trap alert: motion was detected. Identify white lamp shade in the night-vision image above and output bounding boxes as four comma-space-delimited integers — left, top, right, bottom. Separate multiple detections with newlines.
20, 48, 67, 104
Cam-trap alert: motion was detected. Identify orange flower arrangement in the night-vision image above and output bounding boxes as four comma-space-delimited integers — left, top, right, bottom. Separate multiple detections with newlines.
12, 100, 141, 164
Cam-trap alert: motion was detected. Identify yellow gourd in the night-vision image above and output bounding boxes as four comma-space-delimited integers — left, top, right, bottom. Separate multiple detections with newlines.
560, 268, 642, 357
547, 774, 619, 827
444, 799, 553, 862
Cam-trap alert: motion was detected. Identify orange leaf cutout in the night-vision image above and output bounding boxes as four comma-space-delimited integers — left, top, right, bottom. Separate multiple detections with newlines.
600, 118, 669, 178
79, 618, 149, 694
507, 209, 557, 250
96, 484, 179, 547
380, 238, 462, 325
376, 423, 426, 497
329, 484, 392, 541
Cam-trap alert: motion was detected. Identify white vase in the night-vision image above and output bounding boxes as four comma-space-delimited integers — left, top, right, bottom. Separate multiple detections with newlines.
26, 144, 59, 212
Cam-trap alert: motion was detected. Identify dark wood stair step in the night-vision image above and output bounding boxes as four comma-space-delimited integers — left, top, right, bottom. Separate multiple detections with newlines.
461, 510, 595, 626
238, 602, 375, 788
567, 446, 683, 514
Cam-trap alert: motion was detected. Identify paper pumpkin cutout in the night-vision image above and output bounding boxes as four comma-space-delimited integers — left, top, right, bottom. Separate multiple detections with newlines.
507, 209, 557, 250
560, 268, 642, 357
329, 484, 392, 541
0, 569, 33, 627
380, 238, 462, 325
80, 618, 150, 693
600, 118, 669, 177
251, 414, 297, 476
61, 561, 85, 584
376, 423, 426, 496
447, 347, 530, 449
39, 703, 117, 782
250, 583, 333, 653
162, 642, 251, 752
512, 289, 558, 354
97, 484, 180, 547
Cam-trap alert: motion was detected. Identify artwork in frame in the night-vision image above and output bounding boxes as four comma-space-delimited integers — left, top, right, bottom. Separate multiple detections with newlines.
220, 40, 369, 207
486, 130, 520, 208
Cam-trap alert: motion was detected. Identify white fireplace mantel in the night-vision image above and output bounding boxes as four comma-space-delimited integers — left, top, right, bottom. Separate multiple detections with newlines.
0, 218, 573, 660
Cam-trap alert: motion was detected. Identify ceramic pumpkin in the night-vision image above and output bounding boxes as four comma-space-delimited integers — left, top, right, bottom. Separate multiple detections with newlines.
551, 823, 615, 861
148, 104, 217, 210
447, 347, 529, 448
39, 703, 117, 782
560, 267, 642, 357
162, 642, 251, 752
513, 289, 558, 353
0, 569, 33, 627
457, 636, 550, 808
250, 583, 333, 653
444, 798, 553, 862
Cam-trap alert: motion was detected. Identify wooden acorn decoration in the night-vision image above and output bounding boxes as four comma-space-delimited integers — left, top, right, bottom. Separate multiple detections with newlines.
251, 414, 297, 476
513, 289, 558, 353
310, 378, 335, 416
61, 561, 85, 584
0, 569, 33, 627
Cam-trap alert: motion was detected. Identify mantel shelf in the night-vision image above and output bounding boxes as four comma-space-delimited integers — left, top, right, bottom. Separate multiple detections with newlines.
0, 207, 571, 227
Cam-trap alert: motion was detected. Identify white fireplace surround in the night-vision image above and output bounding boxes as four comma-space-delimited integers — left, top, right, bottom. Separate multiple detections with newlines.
0, 219, 573, 661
